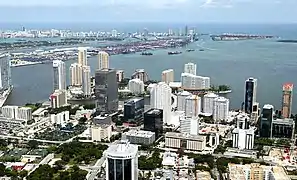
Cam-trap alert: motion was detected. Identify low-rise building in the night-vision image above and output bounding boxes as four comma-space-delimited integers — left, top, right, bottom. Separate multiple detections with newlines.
122, 130, 155, 145
1, 106, 32, 121
228, 163, 290, 180
165, 132, 206, 151
50, 111, 70, 127
91, 124, 112, 142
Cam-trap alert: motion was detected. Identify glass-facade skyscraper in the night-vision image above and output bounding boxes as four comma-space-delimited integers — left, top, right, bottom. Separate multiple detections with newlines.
104, 140, 138, 180
244, 77, 257, 114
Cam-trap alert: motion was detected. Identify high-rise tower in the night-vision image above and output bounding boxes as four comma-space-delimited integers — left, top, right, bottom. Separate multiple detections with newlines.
282, 83, 293, 118
98, 51, 109, 70
53, 60, 66, 90
69, 63, 82, 86
78, 47, 87, 66
0, 54, 12, 91
244, 77, 257, 114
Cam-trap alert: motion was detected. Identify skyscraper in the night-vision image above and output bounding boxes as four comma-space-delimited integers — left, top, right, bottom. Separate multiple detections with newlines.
213, 97, 229, 121
185, 95, 201, 118
203, 93, 219, 114
104, 140, 138, 180
260, 104, 274, 138
282, 83, 293, 118
244, 77, 257, 114
98, 51, 109, 70
161, 69, 174, 84
150, 82, 172, 124
184, 62, 197, 75
0, 54, 12, 91
144, 108, 163, 138
82, 66, 91, 97
78, 47, 87, 66
69, 63, 83, 86
95, 69, 118, 113
53, 60, 66, 90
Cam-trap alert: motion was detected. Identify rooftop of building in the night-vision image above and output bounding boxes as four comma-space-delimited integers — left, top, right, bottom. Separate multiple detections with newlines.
228, 163, 290, 180
177, 90, 192, 96
246, 77, 257, 82
165, 132, 205, 141
124, 130, 155, 138
215, 96, 229, 102
129, 78, 144, 83
196, 170, 212, 180
263, 104, 274, 109
232, 127, 255, 134
105, 140, 138, 157
169, 82, 182, 88
204, 93, 219, 98
95, 68, 115, 72
125, 98, 143, 104
145, 108, 162, 115
162, 69, 174, 73
272, 118, 295, 125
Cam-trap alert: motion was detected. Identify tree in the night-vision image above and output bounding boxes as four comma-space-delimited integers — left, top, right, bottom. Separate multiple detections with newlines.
78, 117, 87, 124
54, 160, 66, 171
28, 140, 39, 149
27, 165, 55, 180
19, 170, 28, 179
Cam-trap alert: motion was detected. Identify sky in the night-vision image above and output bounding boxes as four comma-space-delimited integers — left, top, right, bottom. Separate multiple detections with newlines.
0, 0, 296, 23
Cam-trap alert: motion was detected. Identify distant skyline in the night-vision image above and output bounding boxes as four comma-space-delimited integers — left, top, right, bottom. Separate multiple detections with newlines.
0, 0, 296, 23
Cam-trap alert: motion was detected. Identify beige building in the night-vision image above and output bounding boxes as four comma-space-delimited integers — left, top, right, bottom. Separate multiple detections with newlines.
165, 132, 206, 151
91, 124, 112, 142
98, 51, 109, 70
228, 163, 290, 180
161, 69, 174, 84
69, 63, 83, 86
78, 47, 87, 66
50, 90, 67, 108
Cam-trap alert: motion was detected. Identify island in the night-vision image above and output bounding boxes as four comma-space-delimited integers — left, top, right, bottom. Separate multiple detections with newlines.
209, 85, 232, 94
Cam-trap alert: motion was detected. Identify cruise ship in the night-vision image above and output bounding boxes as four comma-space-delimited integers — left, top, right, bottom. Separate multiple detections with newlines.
211, 33, 274, 41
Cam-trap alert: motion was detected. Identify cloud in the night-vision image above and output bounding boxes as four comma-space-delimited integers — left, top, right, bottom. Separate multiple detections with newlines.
200, 0, 232, 8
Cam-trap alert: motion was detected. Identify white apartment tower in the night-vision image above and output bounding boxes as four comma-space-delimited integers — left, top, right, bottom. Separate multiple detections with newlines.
128, 79, 145, 94
161, 69, 174, 84
185, 95, 201, 117
180, 116, 200, 135
177, 91, 192, 111
53, 60, 66, 90
69, 63, 83, 86
181, 73, 210, 90
203, 93, 219, 114
78, 47, 87, 66
213, 97, 229, 121
98, 51, 109, 70
82, 66, 91, 96
232, 128, 255, 150
150, 82, 172, 124
184, 62, 197, 75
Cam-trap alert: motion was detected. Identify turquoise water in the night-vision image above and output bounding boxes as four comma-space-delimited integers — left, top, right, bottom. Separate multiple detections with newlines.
6, 24, 297, 113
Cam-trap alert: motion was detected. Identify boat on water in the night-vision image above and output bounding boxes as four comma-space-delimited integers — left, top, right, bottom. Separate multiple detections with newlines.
199, 49, 205, 51
141, 52, 153, 56
168, 51, 182, 55
186, 49, 195, 52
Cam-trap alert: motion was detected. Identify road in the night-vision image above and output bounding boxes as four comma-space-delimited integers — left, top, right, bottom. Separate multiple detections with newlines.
86, 156, 106, 180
